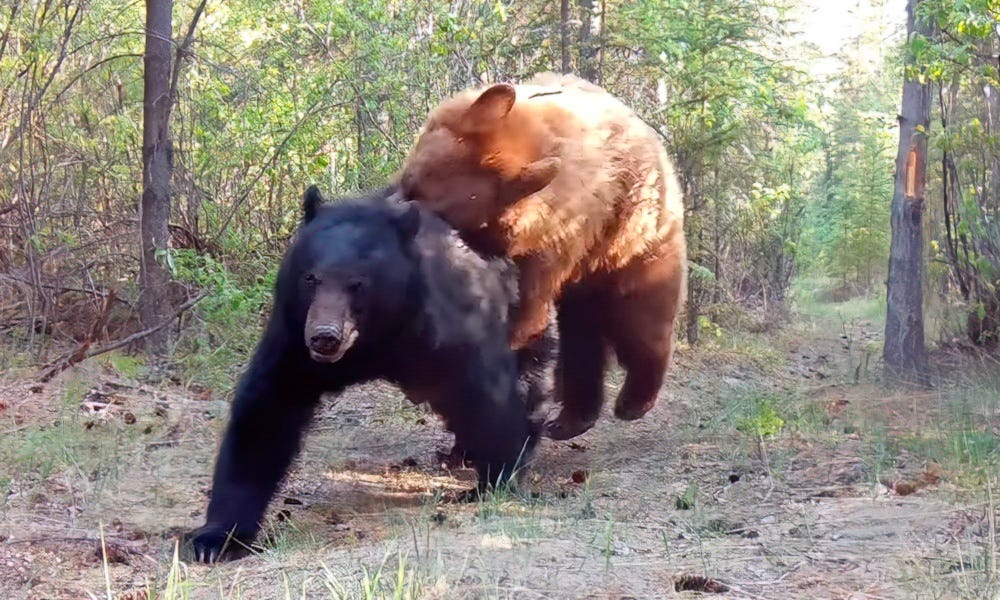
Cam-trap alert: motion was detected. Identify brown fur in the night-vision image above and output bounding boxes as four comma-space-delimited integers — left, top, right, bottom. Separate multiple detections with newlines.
399, 73, 687, 439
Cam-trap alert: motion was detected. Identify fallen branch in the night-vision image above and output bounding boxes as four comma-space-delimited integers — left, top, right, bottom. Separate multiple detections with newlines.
0, 273, 132, 305
37, 292, 207, 382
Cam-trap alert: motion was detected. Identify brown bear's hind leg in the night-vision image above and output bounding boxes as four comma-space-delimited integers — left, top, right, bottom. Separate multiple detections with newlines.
609, 320, 674, 421
544, 289, 607, 440
606, 255, 683, 421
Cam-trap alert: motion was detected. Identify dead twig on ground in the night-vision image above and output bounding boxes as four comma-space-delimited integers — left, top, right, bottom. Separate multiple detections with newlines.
36, 292, 206, 382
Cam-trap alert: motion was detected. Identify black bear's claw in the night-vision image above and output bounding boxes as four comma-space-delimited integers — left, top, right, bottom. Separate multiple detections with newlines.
188, 525, 255, 564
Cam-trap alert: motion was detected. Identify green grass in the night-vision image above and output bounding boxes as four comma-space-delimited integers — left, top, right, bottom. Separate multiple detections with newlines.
321, 550, 429, 600
835, 373, 1000, 491
708, 389, 795, 436
0, 376, 137, 487
99, 351, 146, 379
791, 276, 886, 323
736, 396, 786, 439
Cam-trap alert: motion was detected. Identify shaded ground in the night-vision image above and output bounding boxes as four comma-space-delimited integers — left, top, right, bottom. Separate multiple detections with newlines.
1, 308, 998, 599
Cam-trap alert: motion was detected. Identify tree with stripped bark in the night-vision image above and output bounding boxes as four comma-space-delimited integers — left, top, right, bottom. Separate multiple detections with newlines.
884, 0, 932, 379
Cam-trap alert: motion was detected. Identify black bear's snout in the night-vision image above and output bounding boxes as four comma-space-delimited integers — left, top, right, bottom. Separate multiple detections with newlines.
309, 330, 341, 355
306, 323, 359, 363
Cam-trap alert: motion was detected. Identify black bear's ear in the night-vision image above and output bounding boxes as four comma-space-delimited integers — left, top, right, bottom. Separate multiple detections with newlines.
302, 185, 325, 223
393, 202, 421, 242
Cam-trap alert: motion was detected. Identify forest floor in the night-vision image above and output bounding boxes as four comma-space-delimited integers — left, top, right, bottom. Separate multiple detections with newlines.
1, 296, 999, 599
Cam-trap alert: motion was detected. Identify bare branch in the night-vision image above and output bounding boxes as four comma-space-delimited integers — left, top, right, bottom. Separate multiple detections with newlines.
168, 0, 208, 105
37, 292, 207, 382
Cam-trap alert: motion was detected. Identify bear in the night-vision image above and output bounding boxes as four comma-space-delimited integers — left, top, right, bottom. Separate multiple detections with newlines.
189, 185, 557, 563
398, 72, 687, 441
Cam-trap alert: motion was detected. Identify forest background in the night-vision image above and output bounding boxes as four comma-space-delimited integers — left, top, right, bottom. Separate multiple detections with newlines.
2, 0, 998, 375
1, 0, 1000, 597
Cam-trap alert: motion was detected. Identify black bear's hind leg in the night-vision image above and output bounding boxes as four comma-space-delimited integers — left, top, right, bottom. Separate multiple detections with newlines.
442, 318, 556, 470
444, 355, 537, 501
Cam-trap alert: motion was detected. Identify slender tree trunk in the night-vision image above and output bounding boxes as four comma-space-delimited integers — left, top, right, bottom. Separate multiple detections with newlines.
560, 0, 570, 74
884, 0, 931, 381
938, 84, 970, 301
597, 0, 606, 85
140, 0, 174, 355
577, 0, 597, 82
683, 169, 703, 345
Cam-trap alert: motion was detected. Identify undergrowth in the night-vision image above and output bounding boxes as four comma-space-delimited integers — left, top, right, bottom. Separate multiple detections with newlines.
168, 249, 277, 393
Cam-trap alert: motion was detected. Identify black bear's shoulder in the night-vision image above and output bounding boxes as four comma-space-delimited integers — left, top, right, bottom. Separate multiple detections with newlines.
409, 208, 518, 348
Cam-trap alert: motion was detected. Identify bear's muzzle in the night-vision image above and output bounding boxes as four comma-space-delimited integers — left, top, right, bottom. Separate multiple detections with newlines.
307, 325, 358, 363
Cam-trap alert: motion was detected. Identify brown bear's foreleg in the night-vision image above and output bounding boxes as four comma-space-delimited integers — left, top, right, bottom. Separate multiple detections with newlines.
544, 286, 608, 440
509, 254, 565, 351
606, 253, 684, 421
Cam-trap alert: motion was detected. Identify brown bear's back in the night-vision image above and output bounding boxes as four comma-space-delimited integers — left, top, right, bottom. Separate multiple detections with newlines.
409, 73, 685, 286
497, 74, 685, 278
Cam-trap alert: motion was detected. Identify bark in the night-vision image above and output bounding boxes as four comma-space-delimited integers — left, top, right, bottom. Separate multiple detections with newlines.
140, 0, 174, 355
577, 0, 598, 83
597, 0, 606, 85
884, 0, 931, 381
684, 173, 703, 345
938, 84, 970, 301
560, 0, 570, 74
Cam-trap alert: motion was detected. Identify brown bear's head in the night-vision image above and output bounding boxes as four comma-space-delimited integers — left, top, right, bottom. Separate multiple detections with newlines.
400, 83, 560, 233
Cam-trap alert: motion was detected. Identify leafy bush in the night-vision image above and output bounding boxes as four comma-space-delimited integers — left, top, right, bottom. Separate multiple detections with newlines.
737, 397, 786, 439
168, 249, 276, 391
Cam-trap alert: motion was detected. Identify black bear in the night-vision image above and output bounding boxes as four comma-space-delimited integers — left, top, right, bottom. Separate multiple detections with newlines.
189, 186, 556, 563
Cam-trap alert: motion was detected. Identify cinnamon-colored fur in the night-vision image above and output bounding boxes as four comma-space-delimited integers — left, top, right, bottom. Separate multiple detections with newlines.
399, 73, 687, 439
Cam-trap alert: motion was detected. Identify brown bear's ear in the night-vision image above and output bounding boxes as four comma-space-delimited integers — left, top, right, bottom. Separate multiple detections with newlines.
462, 83, 516, 131
500, 157, 561, 205
302, 185, 325, 223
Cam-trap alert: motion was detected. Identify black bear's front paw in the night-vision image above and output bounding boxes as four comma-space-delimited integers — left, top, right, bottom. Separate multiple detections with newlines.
188, 524, 257, 564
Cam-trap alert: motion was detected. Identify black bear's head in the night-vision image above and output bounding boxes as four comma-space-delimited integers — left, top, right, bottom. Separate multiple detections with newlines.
293, 186, 421, 364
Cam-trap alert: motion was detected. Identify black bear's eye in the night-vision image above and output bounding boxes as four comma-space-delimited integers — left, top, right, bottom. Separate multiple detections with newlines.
304, 273, 318, 286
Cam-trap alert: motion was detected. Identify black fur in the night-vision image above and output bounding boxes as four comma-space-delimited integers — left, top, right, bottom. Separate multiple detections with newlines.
188, 186, 556, 563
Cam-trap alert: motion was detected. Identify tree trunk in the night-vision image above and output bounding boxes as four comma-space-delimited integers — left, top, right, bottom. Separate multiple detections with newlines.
884, 0, 931, 381
684, 172, 703, 345
577, 0, 597, 82
140, 0, 174, 355
597, 0, 606, 85
560, 0, 570, 74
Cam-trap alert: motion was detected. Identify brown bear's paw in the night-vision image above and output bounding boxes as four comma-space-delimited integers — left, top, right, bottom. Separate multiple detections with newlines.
543, 413, 597, 440
613, 398, 657, 421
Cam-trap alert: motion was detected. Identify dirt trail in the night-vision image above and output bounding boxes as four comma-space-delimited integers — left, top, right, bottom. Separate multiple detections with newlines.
0, 316, 996, 598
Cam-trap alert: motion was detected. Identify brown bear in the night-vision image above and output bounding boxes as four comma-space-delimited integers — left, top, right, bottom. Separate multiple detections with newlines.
398, 72, 687, 440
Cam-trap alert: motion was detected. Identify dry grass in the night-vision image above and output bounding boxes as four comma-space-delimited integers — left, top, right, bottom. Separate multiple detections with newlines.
1, 310, 999, 599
